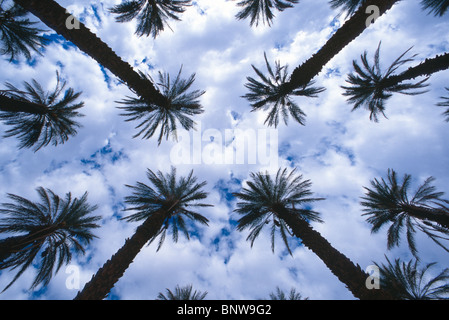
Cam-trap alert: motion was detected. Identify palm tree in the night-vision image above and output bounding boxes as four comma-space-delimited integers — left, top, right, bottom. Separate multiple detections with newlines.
233, 168, 394, 300
244, 0, 400, 120
437, 87, 449, 122
376, 257, 449, 299
14, 0, 167, 106
268, 286, 307, 300
156, 284, 208, 300
243, 52, 324, 127
0, 187, 100, 292
117, 67, 205, 145
361, 169, 449, 257
0, 72, 84, 151
0, 0, 47, 61
234, 0, 299, 27
74, 167, 211, 300
109, 0, 192, 38
342, 43, 449, 121
421, 0, 449, 16
328, 0, 364, 16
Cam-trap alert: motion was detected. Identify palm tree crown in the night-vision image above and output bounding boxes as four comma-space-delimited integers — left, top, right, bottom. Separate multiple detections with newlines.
233, 168, 324, 254
0, 1, 47, 61
376, 257, 449, 299
421, 0, 449, 16
123, 166, 211, 251
243, 53, 325, 127
157, 284, 208, 300
109, 0, 192, 38
328, 0, 364, 16
235, 0, 299, 27
117, 67, 205, 145
361, 169, 449, 257
0, 72, 85, 151
342, 43, 429, 122
268, 286, 307, 300
0, 187, 100, 291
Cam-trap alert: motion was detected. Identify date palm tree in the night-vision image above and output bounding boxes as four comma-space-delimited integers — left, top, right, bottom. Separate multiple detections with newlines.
117, 67, 205, 145
361, 169, 449, 258
0, 187, 100, 292
74, 167, 211, 300
14, 0, 167, 106
234, 0, 299, 27
0, 0, 47, 61
268, 286, 307, 300
421, 0, 449, 16
376, 257, 449, 299
233, 168, 394, 300
243, 52, 324, 127
109, 0, 192, 38
156, 284, 208, 300
342, 43, 449, 121
0, 72, 84, 151
244, 0, 400, 121
437, 87, 449, 122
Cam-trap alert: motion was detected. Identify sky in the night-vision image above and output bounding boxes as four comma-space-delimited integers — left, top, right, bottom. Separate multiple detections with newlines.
0, 0, 448, 300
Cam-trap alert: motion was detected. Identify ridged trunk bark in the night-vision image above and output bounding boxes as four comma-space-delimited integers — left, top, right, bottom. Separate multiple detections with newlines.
275, 206, 395, 300
287, 0, 400, 91
401, 204, 449, 230
381, 52, 449, 88
73, 211, 166, 300
0, 224, 63, 265
13, 0, 167, 106
0, 95, 48, 114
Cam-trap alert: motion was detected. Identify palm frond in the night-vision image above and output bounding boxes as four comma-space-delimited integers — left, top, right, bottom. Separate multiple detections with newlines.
0, 72, 84, 151
122, 166, 211, 250
235, 0, 299, 26
233, 168, 324, 254
421, 0, 449, 16
117, 67, 205, 145
0, 187, 100, 291
109, 0, 192, 38
243, 52, 324, 127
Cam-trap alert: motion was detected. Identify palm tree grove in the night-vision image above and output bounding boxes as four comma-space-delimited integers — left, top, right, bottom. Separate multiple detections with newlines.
0, 0, 448, 301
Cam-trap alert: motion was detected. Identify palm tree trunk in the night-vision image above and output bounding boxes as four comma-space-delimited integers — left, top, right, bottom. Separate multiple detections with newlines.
73, 211, 166, 300
13, 0, 167, 106
287, 0, 399, 91
275, 207, 395, 300
0, 95, 48, 114
381, 52, 449, 87
0, 224, 64, 265
401, 204, 449, 230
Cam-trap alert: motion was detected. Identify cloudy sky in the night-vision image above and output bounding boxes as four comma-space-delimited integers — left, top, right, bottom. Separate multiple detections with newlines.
0, 0, 448, 300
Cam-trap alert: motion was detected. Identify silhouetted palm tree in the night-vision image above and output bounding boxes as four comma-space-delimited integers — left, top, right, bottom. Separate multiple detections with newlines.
421, 0, 449, 16
328, 0, 364, 16
243, 53, 324, 127
244, 0, 400, 120
233, 168, 394, 300
14, 0, 167, 106
437, 87, 449, 122
0, 0, 47, 61
342, 43, 449, 121
0, 187, 100, 291
361, 169, 449, 257
268, 286, 307, 300
0, 72, 84, 151
376, 257, 449, 299
109, 0, 192, 38
234, 0, 299, 26
157, 284, 208, 300
117, 67, 205, 145
74, 167, 211, 300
